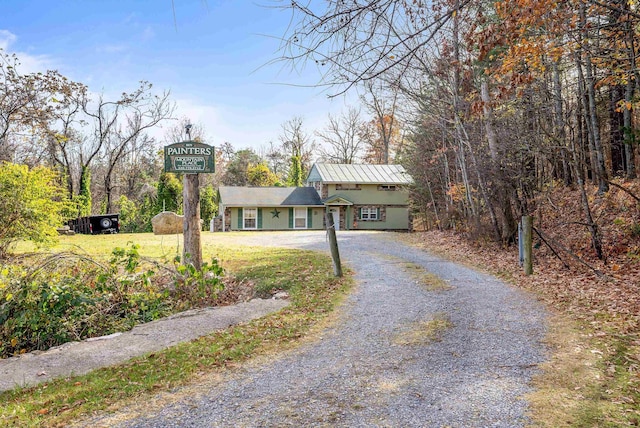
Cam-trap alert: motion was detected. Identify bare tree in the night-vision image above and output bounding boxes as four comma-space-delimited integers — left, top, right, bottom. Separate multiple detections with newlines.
164, 117, 207, 143
360, 82, 402, 164
278, 116, 317, 174
0, 50, 83, 165
275, 0, 470, 95
95, 83, 174, 213
261, 140, 289, 180
316, 107, 364, 164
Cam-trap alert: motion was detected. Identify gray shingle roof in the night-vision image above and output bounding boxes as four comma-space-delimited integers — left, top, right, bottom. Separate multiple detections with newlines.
307, 163, 412, 184
218, 186, 324, 207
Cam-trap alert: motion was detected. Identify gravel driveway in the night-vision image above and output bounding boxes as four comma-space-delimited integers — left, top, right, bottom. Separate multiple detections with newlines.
86, 231, 547, 427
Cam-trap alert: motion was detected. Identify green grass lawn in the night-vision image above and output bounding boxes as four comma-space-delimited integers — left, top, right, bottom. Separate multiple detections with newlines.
2, 232, 353, 427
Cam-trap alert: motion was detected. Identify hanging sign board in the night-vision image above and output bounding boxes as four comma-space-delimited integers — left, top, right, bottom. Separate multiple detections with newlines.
164, 141, 215, 173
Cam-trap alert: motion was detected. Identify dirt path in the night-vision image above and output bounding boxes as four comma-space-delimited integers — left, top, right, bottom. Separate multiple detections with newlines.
82, 231, 548, 427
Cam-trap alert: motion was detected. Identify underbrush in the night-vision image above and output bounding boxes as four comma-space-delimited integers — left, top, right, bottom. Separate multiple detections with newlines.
0, 244, 227, 358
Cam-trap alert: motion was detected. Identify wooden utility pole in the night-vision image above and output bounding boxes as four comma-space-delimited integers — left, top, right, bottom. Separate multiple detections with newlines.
325, 211, 342, 277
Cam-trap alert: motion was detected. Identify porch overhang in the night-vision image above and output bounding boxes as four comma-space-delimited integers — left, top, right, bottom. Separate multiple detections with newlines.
323, 195, 353, 206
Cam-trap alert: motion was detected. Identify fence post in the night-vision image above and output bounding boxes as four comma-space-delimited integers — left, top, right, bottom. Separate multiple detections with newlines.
522, 215, 533, 275
325, 211, 343, 277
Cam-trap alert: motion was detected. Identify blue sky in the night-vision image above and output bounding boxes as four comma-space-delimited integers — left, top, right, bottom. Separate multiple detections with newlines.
1, 0, 354, 152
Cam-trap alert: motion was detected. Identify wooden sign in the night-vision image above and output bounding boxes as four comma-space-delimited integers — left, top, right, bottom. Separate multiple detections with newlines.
164, 141, 215, 173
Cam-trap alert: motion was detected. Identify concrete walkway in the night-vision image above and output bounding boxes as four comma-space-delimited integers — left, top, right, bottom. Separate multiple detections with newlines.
0, 298, 288, 393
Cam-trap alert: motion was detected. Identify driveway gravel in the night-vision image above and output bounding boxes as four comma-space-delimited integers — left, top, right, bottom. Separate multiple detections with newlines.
83, 231, 548, 427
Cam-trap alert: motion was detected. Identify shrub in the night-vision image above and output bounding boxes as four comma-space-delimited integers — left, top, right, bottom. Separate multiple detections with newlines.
0, 162, 72, 258
0, 244, 226, 358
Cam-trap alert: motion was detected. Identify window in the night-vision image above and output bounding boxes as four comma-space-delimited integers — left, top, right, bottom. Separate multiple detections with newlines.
378, 184, 397, 191
335, 183, 361, 190
243, 208, 257, 229
294, 207, 307, 229
360, 207, 378, 221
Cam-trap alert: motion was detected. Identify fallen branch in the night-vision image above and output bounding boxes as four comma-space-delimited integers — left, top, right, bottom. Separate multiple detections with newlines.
534, 228, 606, 278
532, 227, 570, 269
606, 180, 640, 205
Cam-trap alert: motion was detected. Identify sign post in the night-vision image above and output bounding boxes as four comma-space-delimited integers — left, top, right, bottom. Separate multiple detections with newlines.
164, 136, 215, 270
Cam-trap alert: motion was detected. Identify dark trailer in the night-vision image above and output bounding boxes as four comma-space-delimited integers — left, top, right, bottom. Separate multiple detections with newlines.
69, 214, 120, 235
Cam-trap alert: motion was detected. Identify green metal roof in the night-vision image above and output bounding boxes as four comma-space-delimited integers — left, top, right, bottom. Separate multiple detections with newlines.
218, 186, 324, 207
306, 163, 412, 184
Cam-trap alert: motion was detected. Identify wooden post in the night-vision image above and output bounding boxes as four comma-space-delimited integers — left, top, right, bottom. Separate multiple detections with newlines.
522, 215, 533, 275
325, 211, 343, 277
183, 173, 202, 270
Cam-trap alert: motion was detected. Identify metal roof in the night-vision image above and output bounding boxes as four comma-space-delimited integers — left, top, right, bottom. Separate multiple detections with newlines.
218, 186, 324, 207
307, 163, 412, 184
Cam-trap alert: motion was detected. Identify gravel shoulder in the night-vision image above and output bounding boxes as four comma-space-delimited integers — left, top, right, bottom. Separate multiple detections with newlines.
81, 231, 548, 428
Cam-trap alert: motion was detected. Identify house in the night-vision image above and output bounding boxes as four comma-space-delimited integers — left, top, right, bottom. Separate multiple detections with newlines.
306, 163, 412, 231
216, 186, 325, 231
215, 163, 412, 232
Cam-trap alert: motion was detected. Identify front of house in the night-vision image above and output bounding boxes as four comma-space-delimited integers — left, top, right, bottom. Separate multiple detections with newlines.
307, 163, 412, 231
215, 163, 412, 232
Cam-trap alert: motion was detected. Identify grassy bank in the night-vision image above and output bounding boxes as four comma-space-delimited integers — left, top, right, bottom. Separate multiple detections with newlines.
0, 233, 353, 427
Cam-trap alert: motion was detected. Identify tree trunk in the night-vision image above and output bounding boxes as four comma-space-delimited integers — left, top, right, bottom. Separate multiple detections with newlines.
609, 85, 625, 175
104, 174, 113, 214
480, 77, 516, 242
576, 56, 599, 184
623, 78, 636, 178
183, 173, 202, 270
570, 138, 605, 260
481, 79, 499, 160
580, 1, 609, 193
552, 61, 572, 186
624, 2, 637, 179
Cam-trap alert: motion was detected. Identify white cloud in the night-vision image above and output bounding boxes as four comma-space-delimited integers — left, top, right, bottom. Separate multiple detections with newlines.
143, 97, 223, 146
164, 96, 283, 150
0, 29, 54, 73
0, 30, 17, 50
96, 44, 128, 54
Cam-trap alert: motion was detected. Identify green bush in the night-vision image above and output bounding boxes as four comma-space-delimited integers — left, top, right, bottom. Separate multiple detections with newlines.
199, 184, 218, 229
0, 162, 72, 258
172, 255, 225, 309
0, 244, 225, 358
117, 194, 156, 233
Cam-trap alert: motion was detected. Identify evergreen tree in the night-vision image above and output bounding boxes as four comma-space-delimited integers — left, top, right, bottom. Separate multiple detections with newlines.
199, 184, 217, 229
156, 172, 183, 213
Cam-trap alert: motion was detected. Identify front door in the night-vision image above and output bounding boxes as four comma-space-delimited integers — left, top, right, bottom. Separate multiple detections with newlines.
331, 209, 340, 231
